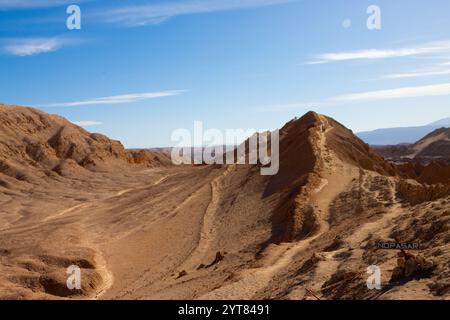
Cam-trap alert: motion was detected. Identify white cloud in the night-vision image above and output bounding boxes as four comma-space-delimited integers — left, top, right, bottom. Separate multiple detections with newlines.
332, 83, 450, 102
258, 82, 450, 113
43, 90, 186, 107
72, 121, 103, 127
3, 37, 74, 56
384, 69, 450, 79
306, 41, 450, 65
0, 0, 87, 9
96, 0, 294, 26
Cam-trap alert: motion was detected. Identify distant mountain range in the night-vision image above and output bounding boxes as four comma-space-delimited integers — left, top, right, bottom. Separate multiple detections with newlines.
374, 127, 450, 161
357, 117, 450, 145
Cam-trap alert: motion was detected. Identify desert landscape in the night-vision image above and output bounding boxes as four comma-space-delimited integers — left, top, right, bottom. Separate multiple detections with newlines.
0, 103, 448, 300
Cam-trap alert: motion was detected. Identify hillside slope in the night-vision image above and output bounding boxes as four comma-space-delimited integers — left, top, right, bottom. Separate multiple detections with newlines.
0, 104, 170, 184
0, 106, 448, 300
375, 127, 450, 160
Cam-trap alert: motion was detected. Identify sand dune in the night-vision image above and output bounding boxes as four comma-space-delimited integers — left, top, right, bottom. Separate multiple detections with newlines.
0, 105, 448, 300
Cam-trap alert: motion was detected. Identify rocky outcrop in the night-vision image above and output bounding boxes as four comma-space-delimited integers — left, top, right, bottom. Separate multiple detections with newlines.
397, 161, 450, 185
0, 104, 170, 183
397, 179, 450, 205
265, 112, 397, 243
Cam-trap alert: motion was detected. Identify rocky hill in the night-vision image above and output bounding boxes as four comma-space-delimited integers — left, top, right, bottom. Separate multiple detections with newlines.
374, 127, 450, 161
0, 104, 170, 185
0, 106, 448, 300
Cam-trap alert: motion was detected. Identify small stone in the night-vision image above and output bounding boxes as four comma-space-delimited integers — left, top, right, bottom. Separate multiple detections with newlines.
176, 270, 187, 279
397, 257, 406, 268
404, 259, 419, 278
390, 267, 405, 283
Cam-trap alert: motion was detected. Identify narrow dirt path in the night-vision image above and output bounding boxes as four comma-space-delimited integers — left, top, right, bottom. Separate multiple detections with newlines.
201, 120, 357, 299
90, 245, 115, 300
296, 173, 403, 299
181, 166, 234, 270
38, 173, 172, 299
41, 203, 89, 222
42, 174, 170, 223
346, 174, 402, 245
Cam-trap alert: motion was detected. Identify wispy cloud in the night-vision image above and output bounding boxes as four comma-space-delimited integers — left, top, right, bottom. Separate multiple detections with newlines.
260, 82, 450, 112
383, 69, 450, 79
306, 41, 450, 65
95, 0, 294, 27
2, 37, 77, 56
72, 120, 103, 127
332, 83, 450, 102
42, 90, 186, 107
0, 0, 87, 9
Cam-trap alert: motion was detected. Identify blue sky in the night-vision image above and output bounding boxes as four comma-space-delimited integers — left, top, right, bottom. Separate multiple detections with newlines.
1, 0, 450, 147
